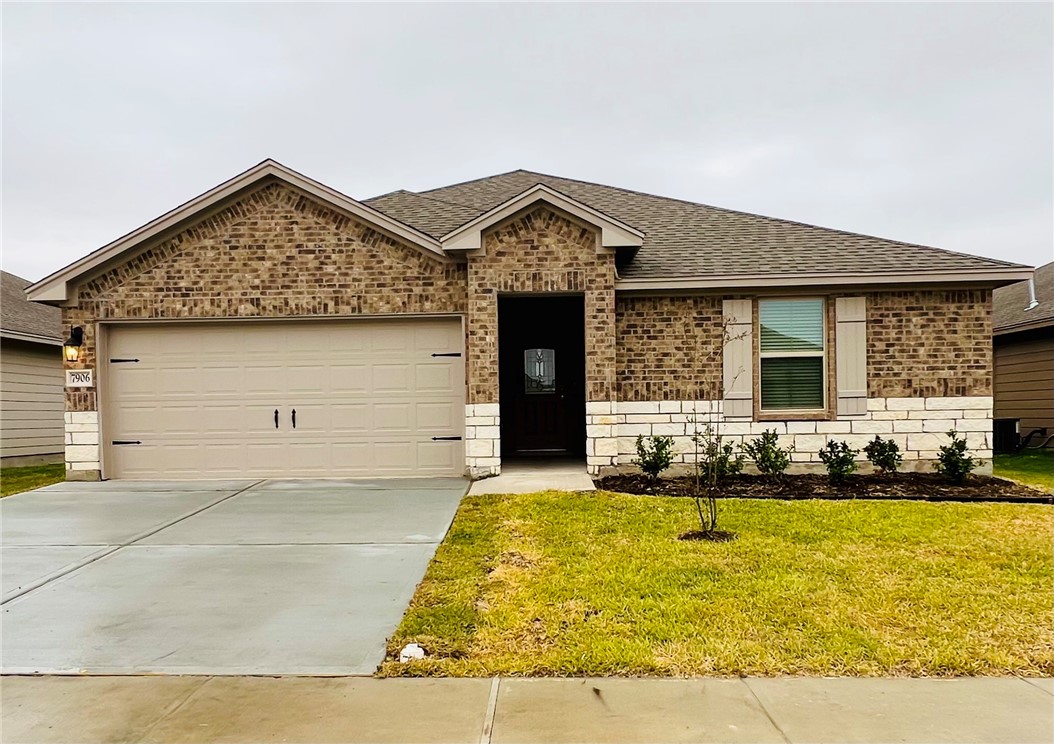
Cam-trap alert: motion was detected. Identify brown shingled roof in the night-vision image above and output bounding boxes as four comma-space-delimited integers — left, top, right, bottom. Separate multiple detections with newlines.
993, 261, 1053, 334
363, 169, 1027, 280
1, 270, 62, 342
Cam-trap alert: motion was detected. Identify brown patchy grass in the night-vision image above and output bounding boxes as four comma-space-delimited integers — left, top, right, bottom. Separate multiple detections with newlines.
380, 491, 1053, 677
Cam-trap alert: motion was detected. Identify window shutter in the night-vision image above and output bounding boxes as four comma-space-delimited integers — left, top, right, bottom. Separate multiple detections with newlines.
722, 299, 753, 419
835, 297, 867, 416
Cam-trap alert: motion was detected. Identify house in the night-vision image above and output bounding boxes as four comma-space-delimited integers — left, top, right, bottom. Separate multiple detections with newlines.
992, 261, 1053, 449
1, 271, 64, 467
26, 161, 1030, 481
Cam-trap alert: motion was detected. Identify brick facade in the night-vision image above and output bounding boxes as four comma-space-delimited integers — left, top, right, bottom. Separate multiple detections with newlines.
466, 205, 616, 404
58, 184, 995, 480
867, 289, 992, 398
616, 295, 722, 402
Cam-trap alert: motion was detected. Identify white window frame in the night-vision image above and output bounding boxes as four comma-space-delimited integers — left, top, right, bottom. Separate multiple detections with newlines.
758, 297, 827, 414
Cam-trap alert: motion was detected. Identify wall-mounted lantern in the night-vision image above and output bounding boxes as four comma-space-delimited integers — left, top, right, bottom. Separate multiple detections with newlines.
63, 326, 84, 363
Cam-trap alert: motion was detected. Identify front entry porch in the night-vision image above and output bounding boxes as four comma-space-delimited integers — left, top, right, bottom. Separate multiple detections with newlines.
466, 458, 595, 495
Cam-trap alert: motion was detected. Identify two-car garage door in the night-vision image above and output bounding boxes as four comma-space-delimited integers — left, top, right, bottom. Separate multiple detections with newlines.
104, 319, 464, 479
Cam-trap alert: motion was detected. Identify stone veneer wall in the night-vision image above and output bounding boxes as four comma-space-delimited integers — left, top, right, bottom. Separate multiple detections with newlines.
61, 183, 467, 479
584, 396, 993, 476
465, 206, 616, 477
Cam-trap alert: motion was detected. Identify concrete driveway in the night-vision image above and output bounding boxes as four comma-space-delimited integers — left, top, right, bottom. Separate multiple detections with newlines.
0, 477, 466, 675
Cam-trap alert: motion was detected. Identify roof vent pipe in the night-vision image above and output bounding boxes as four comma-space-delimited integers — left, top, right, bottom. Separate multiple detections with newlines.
1026, 275, 1039, 311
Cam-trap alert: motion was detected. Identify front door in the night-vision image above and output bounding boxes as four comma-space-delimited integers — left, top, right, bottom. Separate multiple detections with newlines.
498, 296, 586, 456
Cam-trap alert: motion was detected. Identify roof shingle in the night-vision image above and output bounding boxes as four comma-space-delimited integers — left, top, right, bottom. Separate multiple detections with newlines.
993, 261, 1053, 334
363, 169, 1027, 279
1, 271, 62, 342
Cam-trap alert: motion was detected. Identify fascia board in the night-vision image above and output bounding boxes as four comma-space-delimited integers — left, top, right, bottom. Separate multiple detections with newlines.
615, 268, 1035, 292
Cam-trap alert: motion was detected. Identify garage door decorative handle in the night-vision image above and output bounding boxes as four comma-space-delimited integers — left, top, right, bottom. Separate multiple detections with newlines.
291, 409, 296, 429
109, 358, 140, 363
274, 409, 279, 429
431, 352, 462, 357
112, 440, 142, 445
431, 436, 463, 441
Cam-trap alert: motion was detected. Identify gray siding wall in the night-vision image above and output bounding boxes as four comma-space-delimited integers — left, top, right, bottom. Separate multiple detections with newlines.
1, 339, 64, 464
994, 333, 1054, 441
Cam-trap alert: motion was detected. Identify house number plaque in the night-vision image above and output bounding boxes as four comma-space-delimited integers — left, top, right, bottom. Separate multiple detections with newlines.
65, 369, 94, 388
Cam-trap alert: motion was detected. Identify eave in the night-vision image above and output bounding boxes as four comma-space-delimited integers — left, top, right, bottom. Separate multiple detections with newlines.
615, 267, 1035, 293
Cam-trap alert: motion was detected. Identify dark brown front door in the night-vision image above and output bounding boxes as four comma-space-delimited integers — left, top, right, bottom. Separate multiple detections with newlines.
498, 296, 586, 457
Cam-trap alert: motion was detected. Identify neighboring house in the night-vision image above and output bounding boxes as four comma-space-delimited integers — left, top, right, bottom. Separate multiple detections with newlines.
992, 261, 1053, 449
1, 270, 64, 467
26, 161, 1030, 481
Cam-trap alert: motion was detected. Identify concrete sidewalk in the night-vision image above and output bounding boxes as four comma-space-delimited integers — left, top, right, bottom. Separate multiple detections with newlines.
2, 676, 1051, 743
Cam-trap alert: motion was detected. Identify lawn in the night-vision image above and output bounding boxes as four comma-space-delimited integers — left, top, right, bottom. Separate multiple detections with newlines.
995, 449, 1054, 493
381, 491, 1053, 677
1, 463, 65, 498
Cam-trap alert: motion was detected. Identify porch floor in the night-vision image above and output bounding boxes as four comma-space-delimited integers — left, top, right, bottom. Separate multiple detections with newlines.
468, 459, 595, 495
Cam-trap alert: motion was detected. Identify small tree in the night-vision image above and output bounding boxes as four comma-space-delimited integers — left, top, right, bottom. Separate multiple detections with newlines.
934, 429, 975, 484
684, 318, 749, 537
633, 435, 675, 482
818, 440, 858, 484
690, 424, 745, 531
742, 429, 792, 477
863, 435, 902, 475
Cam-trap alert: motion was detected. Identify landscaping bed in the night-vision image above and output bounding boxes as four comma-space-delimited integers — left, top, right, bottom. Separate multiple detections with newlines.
595, 472, 1053, 503
381, 491, 1053, 677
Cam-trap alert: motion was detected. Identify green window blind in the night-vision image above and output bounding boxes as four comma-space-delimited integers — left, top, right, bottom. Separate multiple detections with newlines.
761, 357, 825, 409
760, 299, 824, 352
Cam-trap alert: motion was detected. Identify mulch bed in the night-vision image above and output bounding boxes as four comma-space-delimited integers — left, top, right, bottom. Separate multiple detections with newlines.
594, 472, 1053, 504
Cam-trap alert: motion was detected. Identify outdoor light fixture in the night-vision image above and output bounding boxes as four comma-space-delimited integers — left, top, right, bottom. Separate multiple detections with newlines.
63, 326, 84, 363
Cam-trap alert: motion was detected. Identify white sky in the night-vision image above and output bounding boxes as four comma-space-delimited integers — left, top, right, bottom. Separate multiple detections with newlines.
2, 2, 1051, 282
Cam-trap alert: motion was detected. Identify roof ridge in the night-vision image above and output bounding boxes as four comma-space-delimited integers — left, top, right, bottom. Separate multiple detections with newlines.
416, 168, 531, 197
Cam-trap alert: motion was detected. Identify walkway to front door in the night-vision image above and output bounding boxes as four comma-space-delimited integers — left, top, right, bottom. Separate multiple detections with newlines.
467, 459, 596, 495
1, 477, 466, 675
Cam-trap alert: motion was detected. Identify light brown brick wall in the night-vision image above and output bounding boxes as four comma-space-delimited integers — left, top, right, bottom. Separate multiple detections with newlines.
867, 289, 992, 398
615, 295, 722, 401
614, 289, 993, 403
63, 183, 467, 412
466, 206, 616, 404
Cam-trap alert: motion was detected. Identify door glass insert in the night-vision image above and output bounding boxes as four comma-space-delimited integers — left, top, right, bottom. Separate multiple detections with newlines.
524, 348, 556, 394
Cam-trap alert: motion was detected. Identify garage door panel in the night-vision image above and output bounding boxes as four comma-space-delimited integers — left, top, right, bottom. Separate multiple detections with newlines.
416, 362, 459, 392
105, 319, 464, 479
417, 401, 458, 431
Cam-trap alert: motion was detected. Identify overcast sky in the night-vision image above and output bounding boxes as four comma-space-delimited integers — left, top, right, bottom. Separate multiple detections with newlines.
3, 2, 1051, 282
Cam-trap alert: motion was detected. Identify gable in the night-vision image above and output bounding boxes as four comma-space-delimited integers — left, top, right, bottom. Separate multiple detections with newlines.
78, 183, 467, 319
28, 160, 444, 305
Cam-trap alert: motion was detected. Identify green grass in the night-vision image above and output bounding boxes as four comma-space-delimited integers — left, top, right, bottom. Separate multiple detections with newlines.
0, 463, 65, 498
381, 491, 1053, 677
995, 449, 1054, 493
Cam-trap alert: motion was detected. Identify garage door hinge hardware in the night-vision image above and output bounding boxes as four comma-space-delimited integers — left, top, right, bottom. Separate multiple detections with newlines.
109, 358, 140, 363
111, 440, 142, 446
431, 436, 463, 441
431, 352, 462, 357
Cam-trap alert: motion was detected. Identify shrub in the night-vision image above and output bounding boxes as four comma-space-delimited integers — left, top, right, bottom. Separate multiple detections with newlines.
863, 435, 903, 474
818, 440, 859, 483
935, 429, 976, 484
742, 429, 792, 477
633, 435, 676, 481
692, 425, 745, 485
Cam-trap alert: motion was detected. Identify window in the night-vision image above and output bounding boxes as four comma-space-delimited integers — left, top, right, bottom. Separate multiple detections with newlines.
524, 348, 556, 394
759, 299, 825, 410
